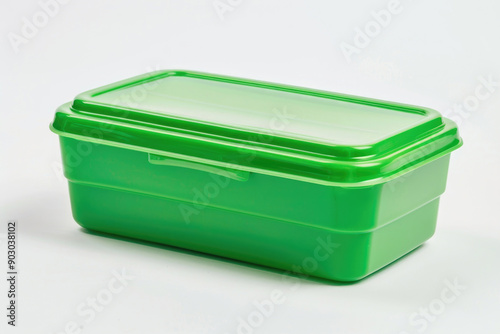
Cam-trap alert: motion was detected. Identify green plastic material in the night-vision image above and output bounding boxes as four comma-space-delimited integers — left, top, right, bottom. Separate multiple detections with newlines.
51, 70, 462, 281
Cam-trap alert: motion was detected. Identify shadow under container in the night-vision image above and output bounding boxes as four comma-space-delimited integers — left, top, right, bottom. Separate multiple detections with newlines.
50, 70, 462, 282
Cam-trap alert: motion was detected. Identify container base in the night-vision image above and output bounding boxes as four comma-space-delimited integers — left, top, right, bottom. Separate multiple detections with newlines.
68, 181, 439, 282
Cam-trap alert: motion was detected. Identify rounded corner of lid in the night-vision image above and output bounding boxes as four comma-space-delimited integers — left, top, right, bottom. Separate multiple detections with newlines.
72, 70, 178, 102
424, 107, 444, 119
56, 101, 73, 112
73, 91, 92, 103
146, 69, 195, 80
143, 69, 184, 80
441, 115, 461, 130
163, 69, 191, 76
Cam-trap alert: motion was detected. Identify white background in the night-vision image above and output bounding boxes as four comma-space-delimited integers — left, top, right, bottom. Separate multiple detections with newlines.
1, 0, 499, 333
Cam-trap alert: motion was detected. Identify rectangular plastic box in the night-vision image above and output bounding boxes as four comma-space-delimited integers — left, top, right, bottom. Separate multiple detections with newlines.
51, 70, 462, 281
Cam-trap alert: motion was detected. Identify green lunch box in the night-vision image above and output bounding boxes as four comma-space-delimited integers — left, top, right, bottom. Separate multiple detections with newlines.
50, 70, 462, 282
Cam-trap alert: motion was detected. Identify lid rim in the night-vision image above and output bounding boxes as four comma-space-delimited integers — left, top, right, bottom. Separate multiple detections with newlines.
51, 103, 462, 186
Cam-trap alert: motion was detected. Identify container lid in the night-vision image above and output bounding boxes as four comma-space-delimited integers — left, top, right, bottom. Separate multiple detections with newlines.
51, 70, 462, 186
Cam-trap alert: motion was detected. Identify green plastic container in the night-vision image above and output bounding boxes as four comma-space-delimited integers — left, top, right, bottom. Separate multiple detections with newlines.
50, 70, 462, 282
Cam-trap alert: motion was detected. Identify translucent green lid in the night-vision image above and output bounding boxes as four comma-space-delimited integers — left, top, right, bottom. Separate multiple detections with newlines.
51, 70, 462, 186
